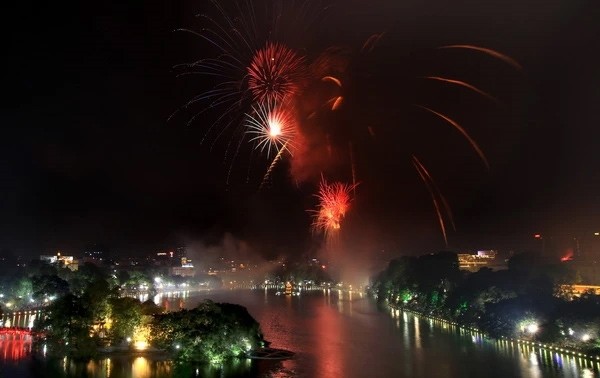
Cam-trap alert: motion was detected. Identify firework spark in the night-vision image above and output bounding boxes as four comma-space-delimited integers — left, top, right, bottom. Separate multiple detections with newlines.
415, 105, 490, 170
247, 42, 306, 104
420, 76, 500, 104
412, 156, 454, 246
438, 45, 522, 70
311, 177, 357, 242
321, 75, 342, 87
245, 101, 296, 157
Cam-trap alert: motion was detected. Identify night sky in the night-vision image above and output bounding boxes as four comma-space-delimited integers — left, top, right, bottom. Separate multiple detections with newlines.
3, 0, 599, 259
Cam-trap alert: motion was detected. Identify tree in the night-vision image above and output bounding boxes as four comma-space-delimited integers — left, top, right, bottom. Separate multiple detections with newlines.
109, 297, 143, 343
149, 300, 266, 364
35, 293, 99, 359
32, 275, 70, 300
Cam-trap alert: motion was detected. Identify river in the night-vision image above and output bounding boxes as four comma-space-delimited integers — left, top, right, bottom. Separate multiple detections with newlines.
1, 289, 598, 377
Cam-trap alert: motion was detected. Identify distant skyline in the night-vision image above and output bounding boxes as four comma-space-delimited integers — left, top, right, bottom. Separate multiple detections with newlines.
3, 0, 599, 260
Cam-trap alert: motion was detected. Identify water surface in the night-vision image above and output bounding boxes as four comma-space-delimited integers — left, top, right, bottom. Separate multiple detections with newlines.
1, 289, 598, 377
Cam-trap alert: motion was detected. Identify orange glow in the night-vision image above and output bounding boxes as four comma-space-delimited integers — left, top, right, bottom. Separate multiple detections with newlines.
331, 96, 344, 111
560, 248, 574, 262
321, 76, 342, 87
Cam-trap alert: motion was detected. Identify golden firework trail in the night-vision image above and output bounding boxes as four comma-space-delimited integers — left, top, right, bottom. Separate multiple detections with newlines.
259, 141, 289, 190
412, 156, 449, 246
438, 45, 522, 70
416, 105, 490, 170
421, 76, 500, 104
412, 156, 456, 232
321, 76, 342, 87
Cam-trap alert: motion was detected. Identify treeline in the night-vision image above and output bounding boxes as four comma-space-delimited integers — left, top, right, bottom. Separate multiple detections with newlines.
0, 260, 221, 313
370, 252, 600, 353
0, 260, 265, 363
28, 263, 163, 358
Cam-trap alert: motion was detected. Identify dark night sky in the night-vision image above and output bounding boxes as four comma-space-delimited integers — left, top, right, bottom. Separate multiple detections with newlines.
2, 0, 599, 259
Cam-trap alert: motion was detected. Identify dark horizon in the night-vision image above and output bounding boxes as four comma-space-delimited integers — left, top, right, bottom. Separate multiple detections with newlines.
3, 0, 599, 260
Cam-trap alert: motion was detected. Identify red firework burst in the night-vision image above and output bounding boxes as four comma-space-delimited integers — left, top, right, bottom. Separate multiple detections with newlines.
311, 178, 357, 240
247, 42, 305, 104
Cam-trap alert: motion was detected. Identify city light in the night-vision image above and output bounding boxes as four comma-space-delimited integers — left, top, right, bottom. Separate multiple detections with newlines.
581, 334, 591, 342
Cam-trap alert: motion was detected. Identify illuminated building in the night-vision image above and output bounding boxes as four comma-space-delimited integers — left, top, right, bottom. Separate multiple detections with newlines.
170, 258, 196, 277
457, 250, 505, 272
40, 251, 78, 271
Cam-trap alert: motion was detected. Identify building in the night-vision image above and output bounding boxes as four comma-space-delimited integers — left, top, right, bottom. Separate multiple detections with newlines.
40, 252, 78, 271
457, 250, 505, 272
170, 258, 196, 277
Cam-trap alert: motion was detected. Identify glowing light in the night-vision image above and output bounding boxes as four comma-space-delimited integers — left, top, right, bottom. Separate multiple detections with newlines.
269, 120, 282, 137
132, 357, 151, 378
246, 101, 296, 157
134, 341, 148, 350
321, 76, 342, 87
582, 334, 591, 342
526, 323, 539, 334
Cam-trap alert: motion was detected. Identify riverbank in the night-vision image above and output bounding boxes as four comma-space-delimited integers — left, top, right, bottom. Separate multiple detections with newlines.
386, 301, 600, 363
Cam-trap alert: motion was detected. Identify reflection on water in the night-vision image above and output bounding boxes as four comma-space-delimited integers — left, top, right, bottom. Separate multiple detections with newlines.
0, 331, 32, 361
1, 290, 599, 377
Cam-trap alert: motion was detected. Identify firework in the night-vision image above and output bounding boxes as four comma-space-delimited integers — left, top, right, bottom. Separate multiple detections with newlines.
438, 45, 522, 70
415, 105, 490, 170
420, 76, 499, 104
245, 101, 297, 157
412, 156, 455, 246
247, 42, 306, 104
311, 177, 357, 241
173, 2, 523, 247
321, 76, 342, 87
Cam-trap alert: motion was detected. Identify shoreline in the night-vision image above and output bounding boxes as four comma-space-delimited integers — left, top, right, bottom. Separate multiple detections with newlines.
385, 301, 600, 363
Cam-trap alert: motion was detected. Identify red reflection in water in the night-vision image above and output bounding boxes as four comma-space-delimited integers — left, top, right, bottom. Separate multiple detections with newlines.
0, 330, 32, 361
315, 293, 344, 378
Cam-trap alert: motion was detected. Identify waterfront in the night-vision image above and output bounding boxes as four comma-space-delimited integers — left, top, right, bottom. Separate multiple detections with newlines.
1, 289, 599, 377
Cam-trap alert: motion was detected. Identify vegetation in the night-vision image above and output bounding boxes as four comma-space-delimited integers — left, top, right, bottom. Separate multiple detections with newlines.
1, 259, 264, 364
370, 251, 600, 354
149, 300, 266, 364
